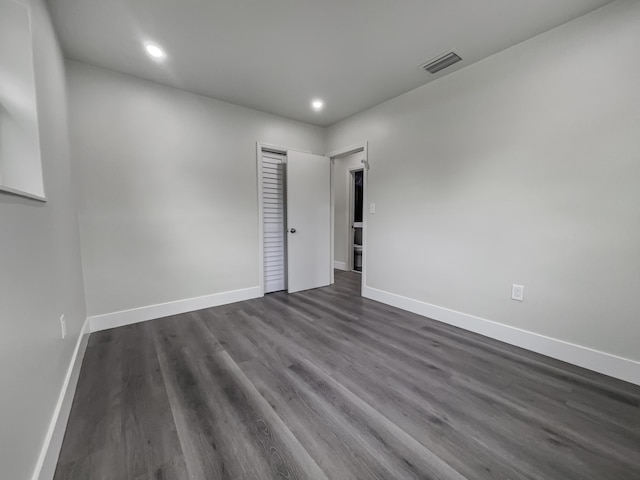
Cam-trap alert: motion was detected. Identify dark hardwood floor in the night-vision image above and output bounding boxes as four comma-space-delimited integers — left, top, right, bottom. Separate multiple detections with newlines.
55, 271, 640, 479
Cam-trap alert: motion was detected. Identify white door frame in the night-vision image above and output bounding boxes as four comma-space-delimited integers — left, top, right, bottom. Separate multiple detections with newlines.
256, 142, 313, 296
328, 142, 368, 294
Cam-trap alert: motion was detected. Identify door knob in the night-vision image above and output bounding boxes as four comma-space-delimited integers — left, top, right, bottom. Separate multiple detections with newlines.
289, 228, 296, 233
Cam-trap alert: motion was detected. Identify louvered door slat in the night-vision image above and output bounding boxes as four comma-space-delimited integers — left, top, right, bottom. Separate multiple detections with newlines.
262, 153, 286, 293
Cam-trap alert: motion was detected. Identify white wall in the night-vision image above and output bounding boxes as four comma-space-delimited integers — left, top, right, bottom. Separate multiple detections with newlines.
333, 151, 364, 269
327, 0, 640, 364
0, 1, 87, 479
67, 61, 325, 318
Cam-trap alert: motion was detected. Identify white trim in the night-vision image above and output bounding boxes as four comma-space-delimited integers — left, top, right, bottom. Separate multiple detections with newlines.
89, 287, 262, 332
256, 142, 267, 295
361, 142, 368, 295
0, 184, 47, 202
334, 261, 348, 271
363, 286, 640, 386
328, 142, 368, 295
258, 143, 310, 155
327, 142, 368, 160
32, 318, 90, 480
329, 158, 335, 284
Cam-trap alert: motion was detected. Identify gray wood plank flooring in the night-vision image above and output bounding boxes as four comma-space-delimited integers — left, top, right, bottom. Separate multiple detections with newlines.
55, 271, 640, 479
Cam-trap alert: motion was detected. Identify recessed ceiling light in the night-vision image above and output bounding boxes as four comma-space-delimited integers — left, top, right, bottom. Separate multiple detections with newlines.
311, 100, 324, 111
145, 43, 166, 60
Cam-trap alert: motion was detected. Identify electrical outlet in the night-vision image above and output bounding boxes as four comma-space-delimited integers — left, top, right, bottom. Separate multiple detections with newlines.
369, 203, 376, 214
60, 314, 67, 339
511, 285, 524, 302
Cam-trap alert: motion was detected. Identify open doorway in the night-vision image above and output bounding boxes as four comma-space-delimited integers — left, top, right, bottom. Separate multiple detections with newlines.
349, 169, 364, 273
330, 143, 367, 295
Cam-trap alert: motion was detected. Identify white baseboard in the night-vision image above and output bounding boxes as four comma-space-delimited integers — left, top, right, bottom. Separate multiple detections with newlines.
89, 286, 262, 332
363, 286, 640, 386
334, 261, 348, 271
32, 318, 90, 480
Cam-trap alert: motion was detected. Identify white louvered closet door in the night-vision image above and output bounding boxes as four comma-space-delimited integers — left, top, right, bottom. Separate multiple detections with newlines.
262, 152, 287, 293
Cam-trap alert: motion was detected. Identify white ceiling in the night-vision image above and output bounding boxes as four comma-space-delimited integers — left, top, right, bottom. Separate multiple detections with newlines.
48, 0, 614, 127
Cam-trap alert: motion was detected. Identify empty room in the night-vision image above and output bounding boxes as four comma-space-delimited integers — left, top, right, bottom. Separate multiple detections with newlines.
2, 0, 639, 479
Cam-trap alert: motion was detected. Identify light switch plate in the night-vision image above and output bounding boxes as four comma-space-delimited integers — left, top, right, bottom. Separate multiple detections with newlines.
369, 203, 376, 214
511, 285, 524, 302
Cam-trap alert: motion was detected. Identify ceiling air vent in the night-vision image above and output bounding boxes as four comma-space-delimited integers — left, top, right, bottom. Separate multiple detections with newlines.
421, 52, 462, 74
